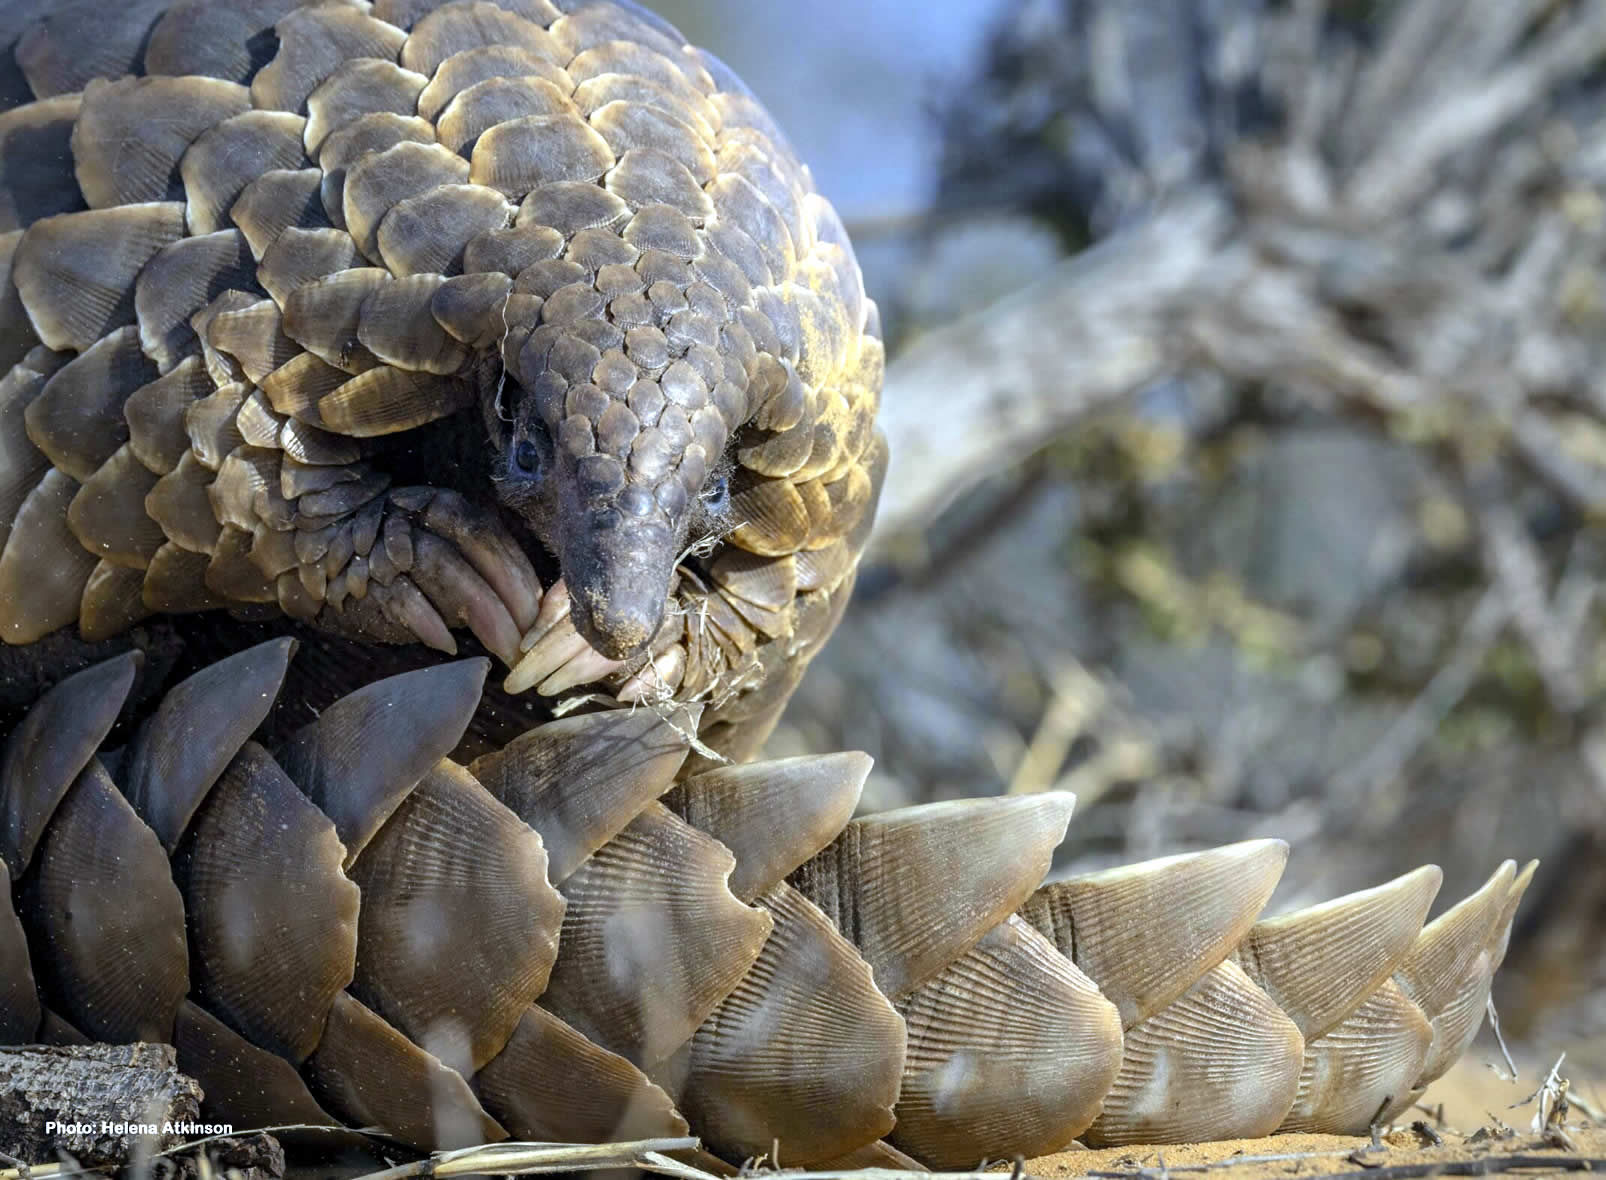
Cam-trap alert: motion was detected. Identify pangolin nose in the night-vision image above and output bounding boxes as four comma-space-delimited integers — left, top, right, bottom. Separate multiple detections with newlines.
570, 581, 665, 660
563, 515, 675, 661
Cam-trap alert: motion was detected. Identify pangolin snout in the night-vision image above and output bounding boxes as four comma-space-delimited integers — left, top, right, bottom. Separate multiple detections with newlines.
563, 514, 676, 660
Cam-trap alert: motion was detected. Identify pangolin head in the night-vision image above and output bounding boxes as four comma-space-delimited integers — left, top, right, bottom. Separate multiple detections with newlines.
485, 285, 744, 661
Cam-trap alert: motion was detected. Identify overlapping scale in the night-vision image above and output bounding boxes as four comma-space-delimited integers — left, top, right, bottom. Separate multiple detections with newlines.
171, 999, 341, 1131
181, 111, 309, 235
1278, 979, 1432, 1135
541, 802, 773, 1067
471, 1003, 687, 1142
70, 76, 251, 210
303, 991, 507, 1150
66, 444, 166, 568
1022, 839, 1289, 1027
12, 204, 187, 352
121, 638, 296, 851
347, 760, 564, 1075
22, 759, 188, 1043
1085, 959, 1305, 1147
0, 650, 139, 873
275, 657, 487, 862
789, 794, 1077, 999
1236, 865, 1443, 1040
663, 751, 868, 903
673, 879, 904, 1164
177, 740, 359, 1061
892, 914, 1121, 1166
124, 358, 214, 474
236, 177, 338, 265
467, 702, 696, 879
1400, 861, 1536, 1087
22, 327, 155, 482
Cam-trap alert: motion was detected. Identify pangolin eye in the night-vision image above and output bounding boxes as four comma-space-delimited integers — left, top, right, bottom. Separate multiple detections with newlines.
701, 474, 730, 510
512, 438, 541, 479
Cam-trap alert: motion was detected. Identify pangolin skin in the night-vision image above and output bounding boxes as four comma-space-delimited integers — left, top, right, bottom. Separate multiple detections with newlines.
0, 0, 1532, 1166
0, 0, 884, 759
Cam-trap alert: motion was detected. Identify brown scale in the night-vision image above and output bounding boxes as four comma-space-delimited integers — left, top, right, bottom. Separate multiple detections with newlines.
0, 0, 888, 761
0, 642, 1538, 1166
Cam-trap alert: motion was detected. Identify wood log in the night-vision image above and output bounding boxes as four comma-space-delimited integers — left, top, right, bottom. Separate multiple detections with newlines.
0, 1043, 207, 1168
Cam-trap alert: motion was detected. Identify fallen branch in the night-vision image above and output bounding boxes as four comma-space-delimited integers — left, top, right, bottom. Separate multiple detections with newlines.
870, 196, 1231, 542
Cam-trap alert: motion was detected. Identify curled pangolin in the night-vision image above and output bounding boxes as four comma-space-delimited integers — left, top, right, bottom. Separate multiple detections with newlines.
0, 0, 1535, 1166
0, 0, 883, 758
0, 644, 1533, 1166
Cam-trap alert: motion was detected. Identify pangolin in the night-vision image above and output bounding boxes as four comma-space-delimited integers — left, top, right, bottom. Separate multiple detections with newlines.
0, 0, 883, 759
0, 645, 1534, 1166
0, 0, 1532, 1167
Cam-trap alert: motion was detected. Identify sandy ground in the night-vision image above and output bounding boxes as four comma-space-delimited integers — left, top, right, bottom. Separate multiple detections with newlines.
1028, 1129, 1606, 1178
1025, 1057, 1605, 1178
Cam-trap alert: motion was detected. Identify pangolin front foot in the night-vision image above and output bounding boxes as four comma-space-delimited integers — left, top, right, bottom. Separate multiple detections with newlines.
304, 487, 541, 666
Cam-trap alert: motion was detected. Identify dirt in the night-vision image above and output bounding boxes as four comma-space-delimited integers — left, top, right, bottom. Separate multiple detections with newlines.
1024, 1057, 1606, 1179
1027, 1129, 1606, 1178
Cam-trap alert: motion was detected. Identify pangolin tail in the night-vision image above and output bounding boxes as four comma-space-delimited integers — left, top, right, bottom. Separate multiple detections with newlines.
0, 644, 1532, 1168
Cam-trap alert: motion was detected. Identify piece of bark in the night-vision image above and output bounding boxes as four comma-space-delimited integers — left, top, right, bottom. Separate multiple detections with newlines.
0, 1042, 202, 1167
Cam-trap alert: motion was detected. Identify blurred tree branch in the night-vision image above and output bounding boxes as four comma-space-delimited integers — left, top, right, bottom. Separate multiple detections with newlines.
872, 196, 1230, 541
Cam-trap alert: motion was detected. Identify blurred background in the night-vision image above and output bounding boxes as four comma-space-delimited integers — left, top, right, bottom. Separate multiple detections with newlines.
650, 0, 1010, 316
665, 0, 1606, 1092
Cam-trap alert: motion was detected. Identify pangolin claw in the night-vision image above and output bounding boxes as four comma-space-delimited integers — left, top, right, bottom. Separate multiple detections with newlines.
504, 579, 630, 696
408, 529, 523, 666
314, 488, 540, 667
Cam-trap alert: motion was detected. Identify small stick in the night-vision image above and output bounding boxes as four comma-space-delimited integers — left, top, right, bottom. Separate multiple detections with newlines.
1485, 995, 1518, 1081
1370, 1095, 1394, 1148
1408, 1121, 1443, 1147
